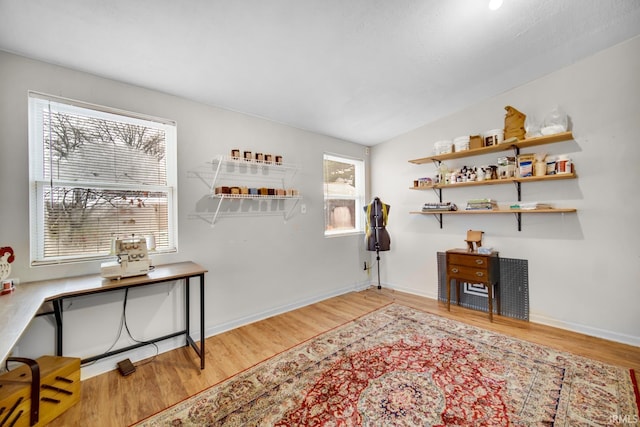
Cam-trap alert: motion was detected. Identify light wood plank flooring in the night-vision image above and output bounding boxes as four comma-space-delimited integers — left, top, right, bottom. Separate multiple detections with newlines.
49, 288, 640, 426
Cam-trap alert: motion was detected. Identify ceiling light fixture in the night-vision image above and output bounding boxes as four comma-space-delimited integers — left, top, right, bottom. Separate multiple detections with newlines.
488, 0, 503, 10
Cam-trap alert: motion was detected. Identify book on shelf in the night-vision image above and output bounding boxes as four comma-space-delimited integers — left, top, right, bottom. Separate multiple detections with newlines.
421, 202, 457, 212
509, 202, 553, 210
465, 198, 497, 210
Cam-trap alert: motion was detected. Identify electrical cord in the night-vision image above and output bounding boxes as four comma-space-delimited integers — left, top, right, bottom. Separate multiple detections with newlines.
82, 287, 159, 368
122, 288, 159, 366
81, 292, 127, 367
364, 259, 379, 274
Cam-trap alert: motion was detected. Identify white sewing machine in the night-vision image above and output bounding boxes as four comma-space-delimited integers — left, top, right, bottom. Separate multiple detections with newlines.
101, 236, 152, 280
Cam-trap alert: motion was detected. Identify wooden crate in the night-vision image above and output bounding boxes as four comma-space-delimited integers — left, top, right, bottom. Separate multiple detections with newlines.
469, 134, 483, 149
0, 356, 80, 426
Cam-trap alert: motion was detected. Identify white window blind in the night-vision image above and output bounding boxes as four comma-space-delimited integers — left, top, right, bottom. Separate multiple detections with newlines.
28, 92, 178, 265
323, 153, 365, 236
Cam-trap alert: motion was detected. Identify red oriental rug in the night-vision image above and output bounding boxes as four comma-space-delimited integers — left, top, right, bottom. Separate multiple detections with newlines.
133, 304, 640, 426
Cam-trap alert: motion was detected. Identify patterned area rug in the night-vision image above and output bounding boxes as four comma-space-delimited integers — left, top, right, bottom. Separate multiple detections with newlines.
134, 304, 640, 426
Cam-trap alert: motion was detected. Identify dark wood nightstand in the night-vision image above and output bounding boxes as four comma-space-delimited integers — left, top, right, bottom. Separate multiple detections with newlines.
445, 248, 500, 321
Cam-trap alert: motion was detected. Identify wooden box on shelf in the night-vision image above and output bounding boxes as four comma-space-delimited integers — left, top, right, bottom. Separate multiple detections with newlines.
469, 135, 483, 150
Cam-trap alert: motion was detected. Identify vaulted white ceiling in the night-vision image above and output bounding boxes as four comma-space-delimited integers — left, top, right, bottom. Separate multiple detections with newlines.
1, 0, 639, 145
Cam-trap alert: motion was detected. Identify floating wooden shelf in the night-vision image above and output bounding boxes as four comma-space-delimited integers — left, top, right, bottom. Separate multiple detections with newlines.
408, 131, 574, 164
410, 208, 577, 215
410, 207, 577, 230
409, 172, 577, 190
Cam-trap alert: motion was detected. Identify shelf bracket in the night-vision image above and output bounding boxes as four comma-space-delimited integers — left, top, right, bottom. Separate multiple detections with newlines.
209, 156, 224, 194
513, 212, 522, 231
287, 168, 299, 188
431, 187, 443, 202
513, 181, 522, 201
509, 146, 523, 202
187, 171, 212, 190
428, 187, 443, 228
284, 198, 301, 221
433, 213, 443, 229
209, 195, 225, 227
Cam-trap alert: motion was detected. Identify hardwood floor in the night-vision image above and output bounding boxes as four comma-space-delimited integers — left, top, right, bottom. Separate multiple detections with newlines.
49, 288, 640, 426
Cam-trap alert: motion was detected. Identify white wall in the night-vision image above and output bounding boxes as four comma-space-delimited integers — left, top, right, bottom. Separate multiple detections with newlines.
0, 51, 372, 378
371, 36, 640, 346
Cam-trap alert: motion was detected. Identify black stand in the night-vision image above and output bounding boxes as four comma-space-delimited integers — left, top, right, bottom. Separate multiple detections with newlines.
373, 199, 382, 290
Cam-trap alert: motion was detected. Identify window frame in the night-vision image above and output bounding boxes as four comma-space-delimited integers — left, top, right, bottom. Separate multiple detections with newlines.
28, 91, 178, 265
323, 153, 366, 237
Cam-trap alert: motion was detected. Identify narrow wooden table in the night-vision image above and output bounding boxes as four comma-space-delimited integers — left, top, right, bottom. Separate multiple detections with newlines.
445, 249, 499, 321
0, 262, 207, 369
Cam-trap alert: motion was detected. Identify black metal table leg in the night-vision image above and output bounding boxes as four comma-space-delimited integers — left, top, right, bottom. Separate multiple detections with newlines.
184, 274, 205, 369
52, 298, 63, 356
200, 273, 205, 369
185, 276, 190, 348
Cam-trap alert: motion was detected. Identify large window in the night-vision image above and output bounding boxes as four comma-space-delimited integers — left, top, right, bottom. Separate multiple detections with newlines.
323, 153, 365, 236
28, 92, 178, 265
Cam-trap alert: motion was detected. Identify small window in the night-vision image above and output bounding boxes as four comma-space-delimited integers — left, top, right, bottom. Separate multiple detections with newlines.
323, 154, 365, 236
28, 92, 178, 265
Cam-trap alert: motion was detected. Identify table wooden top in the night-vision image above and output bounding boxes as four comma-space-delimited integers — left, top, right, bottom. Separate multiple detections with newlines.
446, 248, 499, 256
0, 261, 207, 364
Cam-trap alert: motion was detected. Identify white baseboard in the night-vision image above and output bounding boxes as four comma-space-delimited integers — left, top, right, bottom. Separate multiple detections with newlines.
376, 284, 640, 348
370, 281, 438, 301
206, 281, 368, 338
530, 313, 640, 348
80, 280, 368, 379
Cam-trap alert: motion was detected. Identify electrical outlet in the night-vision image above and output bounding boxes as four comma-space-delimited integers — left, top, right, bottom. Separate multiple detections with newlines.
300, 204, 307, 214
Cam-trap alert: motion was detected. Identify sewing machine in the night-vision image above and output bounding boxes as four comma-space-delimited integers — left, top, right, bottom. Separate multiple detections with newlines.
100, 237, 152, 280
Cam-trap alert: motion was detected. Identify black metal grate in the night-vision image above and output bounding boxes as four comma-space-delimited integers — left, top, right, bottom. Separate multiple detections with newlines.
437, 252, 529, 320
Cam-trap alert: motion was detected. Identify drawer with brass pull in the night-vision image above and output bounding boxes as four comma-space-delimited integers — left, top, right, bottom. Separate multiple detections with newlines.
447, 254, 488, 268
447, 264, 488, 282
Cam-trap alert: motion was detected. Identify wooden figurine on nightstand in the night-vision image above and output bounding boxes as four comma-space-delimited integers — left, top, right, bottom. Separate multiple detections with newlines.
465, 230, 483, 252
